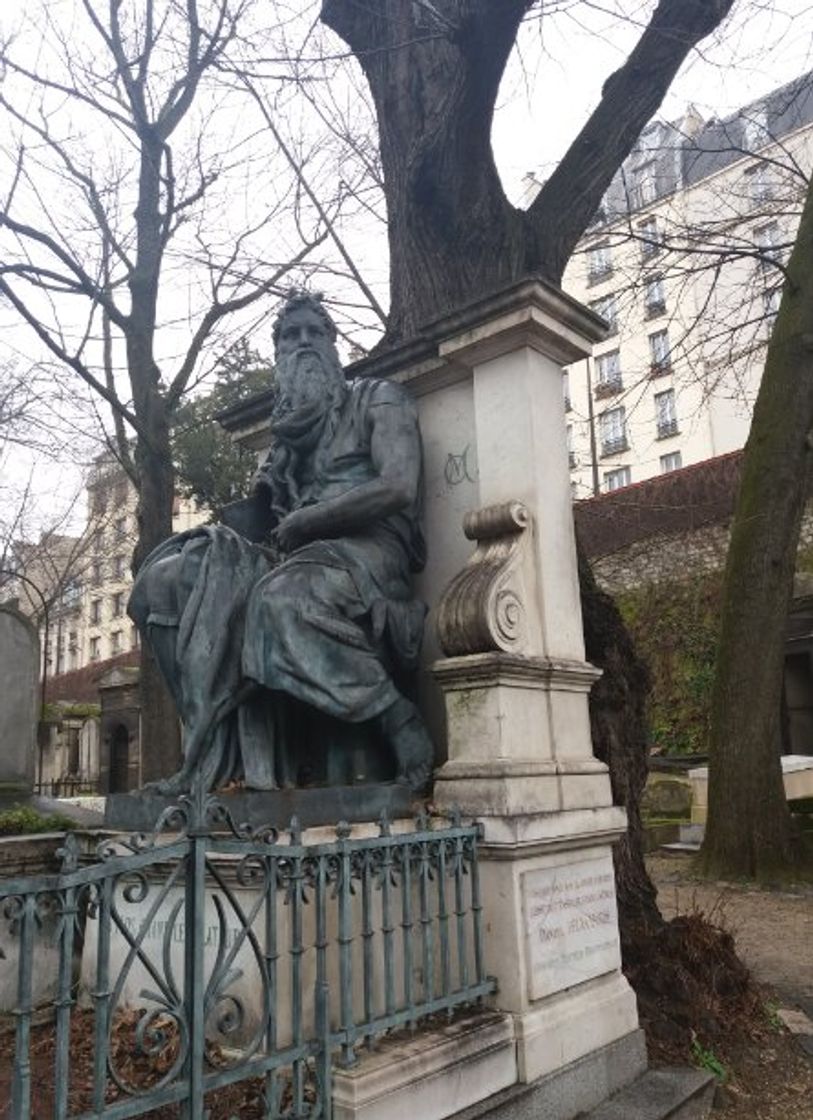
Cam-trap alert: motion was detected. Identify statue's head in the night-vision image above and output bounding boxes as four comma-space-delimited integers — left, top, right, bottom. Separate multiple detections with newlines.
272, 290, 345, 414
272, 289, 337, 353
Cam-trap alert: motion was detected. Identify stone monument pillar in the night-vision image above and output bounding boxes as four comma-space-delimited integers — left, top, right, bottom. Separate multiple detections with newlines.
356, 278, 644, 1106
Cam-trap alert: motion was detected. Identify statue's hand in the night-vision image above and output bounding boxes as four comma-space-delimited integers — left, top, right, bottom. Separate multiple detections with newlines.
274, 507, 319, 552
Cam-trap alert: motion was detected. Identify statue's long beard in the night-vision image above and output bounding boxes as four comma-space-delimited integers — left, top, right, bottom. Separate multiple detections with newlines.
265, 348, 348, 517
274, 349, 345, 419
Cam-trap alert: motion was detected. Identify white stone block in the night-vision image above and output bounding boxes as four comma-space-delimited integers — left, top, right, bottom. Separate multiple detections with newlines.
332, 1011, 517, 1120
514, 972, 640, 1083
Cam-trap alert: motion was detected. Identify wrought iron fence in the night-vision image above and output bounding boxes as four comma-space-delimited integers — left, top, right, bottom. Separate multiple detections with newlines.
0, 791, 493, 1119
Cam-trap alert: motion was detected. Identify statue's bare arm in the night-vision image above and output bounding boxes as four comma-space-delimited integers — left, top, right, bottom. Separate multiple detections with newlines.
274, 396, 420, 552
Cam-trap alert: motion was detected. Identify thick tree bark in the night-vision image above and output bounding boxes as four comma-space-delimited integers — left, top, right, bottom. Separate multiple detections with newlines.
579, 547, 662, 941
698, 177, 813, 879
127, 133, 183, 782
322, 0, 734, 345
320, 0, 735, 937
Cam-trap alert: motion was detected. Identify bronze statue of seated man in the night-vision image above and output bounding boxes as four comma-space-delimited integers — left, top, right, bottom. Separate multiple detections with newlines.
128, 292, 433, 795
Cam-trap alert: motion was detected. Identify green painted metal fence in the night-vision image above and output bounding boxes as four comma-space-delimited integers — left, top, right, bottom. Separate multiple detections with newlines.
1, 793, 493, 1118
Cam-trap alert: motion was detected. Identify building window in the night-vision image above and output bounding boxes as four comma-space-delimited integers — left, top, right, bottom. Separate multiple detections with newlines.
566, 425, 576, 469
754, 222, 781, 273
563, 371, 571, 412
586, 241, 613, 285
743, 108, 769, 152
112, 554, 126, 580
131, 625, 140, 650
644, 274, 666, 318
648, 329, 671, 375
90, 636, 100, 661
655, 388, 679, 439
114, 516, 127, 539
763, 286, 782, 328
599, 406, 627, 456
111, 630, 122, 655
114, 478, 129, 505
112, 591, 125, 618
604, 466, 631, 492
90, 488, 107, 517
590, 293, 619, 335
638, 217, 662, 260
660, 451, 683, 473
91, 559, 102, 586
745, 163, 773, 207
60, 579, 81, 611
630, 162, 657, 209
595, 350, 622, 397
90, 598, 102, 625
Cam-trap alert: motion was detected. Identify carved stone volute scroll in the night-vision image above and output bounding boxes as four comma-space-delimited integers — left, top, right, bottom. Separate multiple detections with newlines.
437, 500, 540, 657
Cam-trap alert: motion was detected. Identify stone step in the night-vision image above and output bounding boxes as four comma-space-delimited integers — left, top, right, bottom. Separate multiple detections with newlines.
579, 1067, 715, 1120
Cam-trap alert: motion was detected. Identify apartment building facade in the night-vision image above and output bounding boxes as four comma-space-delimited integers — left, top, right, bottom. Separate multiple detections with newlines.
561, 70, 813, 496
8, 453, 204, 680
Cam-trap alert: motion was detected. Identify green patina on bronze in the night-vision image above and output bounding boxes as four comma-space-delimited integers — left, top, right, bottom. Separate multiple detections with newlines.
129, 292, 434, 798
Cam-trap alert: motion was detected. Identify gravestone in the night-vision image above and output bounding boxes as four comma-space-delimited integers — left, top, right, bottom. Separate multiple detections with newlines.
0, 605, 39, 804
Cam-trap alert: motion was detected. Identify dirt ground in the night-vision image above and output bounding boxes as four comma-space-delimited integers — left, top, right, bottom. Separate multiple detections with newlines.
647, 852, 813, 1119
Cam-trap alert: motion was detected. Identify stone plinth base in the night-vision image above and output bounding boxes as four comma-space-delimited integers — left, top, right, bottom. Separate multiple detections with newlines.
513, 972, 639, 1083
105, 783, 413, 832
332, 1011, 517, 1120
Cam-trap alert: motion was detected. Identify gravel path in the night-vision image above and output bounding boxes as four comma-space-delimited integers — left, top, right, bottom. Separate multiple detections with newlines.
647, 854, 813, 1006
647, 853, 813, 1119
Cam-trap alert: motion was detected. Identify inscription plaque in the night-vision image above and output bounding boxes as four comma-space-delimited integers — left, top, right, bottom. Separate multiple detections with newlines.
521, 853, 622, 1000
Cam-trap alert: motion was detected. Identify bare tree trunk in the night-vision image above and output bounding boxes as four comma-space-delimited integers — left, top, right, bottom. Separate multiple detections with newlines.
322, 0, 734, 346
321, 0, 737, 938
578, 546, 663, 942
133, 423, 182, 782
127, 131, 183, 782
698, 177, 813, 879
318, 0, 727, 945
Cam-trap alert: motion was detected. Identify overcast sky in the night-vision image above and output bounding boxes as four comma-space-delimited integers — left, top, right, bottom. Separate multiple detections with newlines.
1, 0, 811, 538
493, 0, 813, 198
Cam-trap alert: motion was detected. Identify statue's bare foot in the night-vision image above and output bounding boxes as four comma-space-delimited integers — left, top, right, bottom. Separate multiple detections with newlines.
391, 716, 434, 794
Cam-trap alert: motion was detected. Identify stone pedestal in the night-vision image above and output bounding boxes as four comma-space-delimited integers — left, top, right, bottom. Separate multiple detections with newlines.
350, 279, 643, 1112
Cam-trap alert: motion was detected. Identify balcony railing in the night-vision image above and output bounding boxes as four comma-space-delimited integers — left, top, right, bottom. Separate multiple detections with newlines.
600, 437, 629, 457
648, 360, 672, 379
656, 420, 679, 439
594, 378, 623, 399
587, 264, 613, 288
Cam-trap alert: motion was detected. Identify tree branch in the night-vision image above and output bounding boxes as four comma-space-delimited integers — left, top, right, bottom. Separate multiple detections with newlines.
0, 211, 129, 330
164, 235, 327, 410
244, 79, 387, 325
527, 0, 736, 281
0, 277, 143, 437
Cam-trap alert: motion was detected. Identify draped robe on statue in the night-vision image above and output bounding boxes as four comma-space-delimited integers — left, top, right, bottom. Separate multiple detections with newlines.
128, 378, 427, 792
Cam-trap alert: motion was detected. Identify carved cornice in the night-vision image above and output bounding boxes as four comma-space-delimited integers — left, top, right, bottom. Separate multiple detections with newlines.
432, 653, 603, 696
436, 501, 536, 657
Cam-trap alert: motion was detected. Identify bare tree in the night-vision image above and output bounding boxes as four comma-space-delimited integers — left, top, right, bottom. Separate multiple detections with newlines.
312, 0, 752, 965
0, 0, 367, 775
